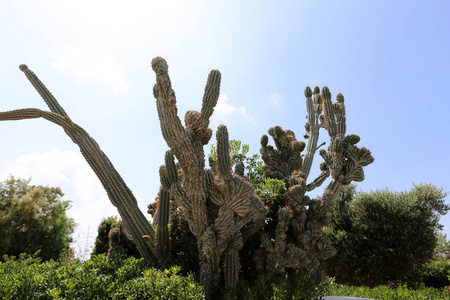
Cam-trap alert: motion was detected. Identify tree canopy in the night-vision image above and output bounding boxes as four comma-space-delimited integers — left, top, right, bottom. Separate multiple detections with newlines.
324, 184, 449, 286
0, 176, 75, 261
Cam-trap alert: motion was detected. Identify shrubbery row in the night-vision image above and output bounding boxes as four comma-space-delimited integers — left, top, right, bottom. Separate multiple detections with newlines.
0, 253, 204, 300
2, 253, 450, 300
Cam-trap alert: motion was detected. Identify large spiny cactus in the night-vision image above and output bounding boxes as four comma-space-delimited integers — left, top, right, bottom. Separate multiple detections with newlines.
255, 86, 374, 283
151, 57, 267, 297
1, 60, 374, 298
0, 65, 160, 265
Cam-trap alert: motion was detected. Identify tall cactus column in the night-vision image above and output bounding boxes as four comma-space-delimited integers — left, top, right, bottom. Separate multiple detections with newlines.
152, 57, 267, 297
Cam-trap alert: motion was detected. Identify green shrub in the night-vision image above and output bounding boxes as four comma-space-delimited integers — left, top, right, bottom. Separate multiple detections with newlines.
325, 184, 449, 286
324, 281, 450, 300
421, 258, 450, 288
0, 253, 204, 299
218, 272, 331, 300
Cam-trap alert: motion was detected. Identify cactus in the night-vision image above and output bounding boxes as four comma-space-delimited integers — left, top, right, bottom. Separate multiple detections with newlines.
151, 57, 267, 297
156, 188, 170, 267
255, 86, 374, 284
108, 220, 141, 258
1, 61, 374, 297
224, 248, 239, 291
0, 64, 160, 266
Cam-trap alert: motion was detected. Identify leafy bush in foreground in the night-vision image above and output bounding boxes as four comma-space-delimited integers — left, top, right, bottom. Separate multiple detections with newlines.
0, 253, 204, 299
421, 257, 450, 288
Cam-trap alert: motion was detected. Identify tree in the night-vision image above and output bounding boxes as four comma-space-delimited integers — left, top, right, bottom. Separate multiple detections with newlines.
324, 184, 449, 286
0, 176, 75, 261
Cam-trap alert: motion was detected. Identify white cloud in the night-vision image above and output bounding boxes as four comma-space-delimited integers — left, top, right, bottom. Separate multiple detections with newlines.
268, 92, 284, 107
212, 94, 256, 126
0, 148, 117, 259
52, 45, 130, 97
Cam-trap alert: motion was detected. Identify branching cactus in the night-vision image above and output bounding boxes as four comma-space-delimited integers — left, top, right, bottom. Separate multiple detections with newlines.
255, 86, 374, 283
151, 57, 267, 297
1, 60, 374, 297
0, 65, 160, 266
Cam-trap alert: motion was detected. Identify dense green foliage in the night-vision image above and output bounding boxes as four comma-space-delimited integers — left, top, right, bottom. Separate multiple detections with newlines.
218, 273, 330, 300
421, 257, 450, 288
92, 216, 118, 256
2, 252, 450, 300
0, 253, 205, 299
0, 176, 75, 261
324, 184, 449, 286
323, 281, 450, 300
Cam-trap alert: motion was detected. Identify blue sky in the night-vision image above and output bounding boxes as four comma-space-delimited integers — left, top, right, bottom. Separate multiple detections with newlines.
1, 0, 449, 256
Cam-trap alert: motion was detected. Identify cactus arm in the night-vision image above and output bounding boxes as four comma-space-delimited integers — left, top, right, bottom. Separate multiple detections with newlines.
302, 87, 322, 179
19, 64, 68, 116
321, 86, 338, 140
224, 248, 239, 291
196, 70, 221, 129
0, 65, 160, 265
216, 125, 232, 179
151, 57, 196, 164
306, 170, 330, 192
151, 57, 209, 238
335, 93, 346, 138
157, 188, 170, 267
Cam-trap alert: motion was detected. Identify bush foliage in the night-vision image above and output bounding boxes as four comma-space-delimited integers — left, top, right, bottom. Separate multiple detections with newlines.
324, 281, 450, 300
324, 184, 449, 286
0, 253, 204, 299
0, 176, 75, 261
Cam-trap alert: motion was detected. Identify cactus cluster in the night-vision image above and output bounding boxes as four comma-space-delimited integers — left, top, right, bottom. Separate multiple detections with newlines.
151, 57, 267, 297
254, 86, 374, 283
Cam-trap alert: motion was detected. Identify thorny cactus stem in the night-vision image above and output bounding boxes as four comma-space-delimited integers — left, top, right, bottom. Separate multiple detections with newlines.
156, 188, 170, 267
0, 65, 159, 265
